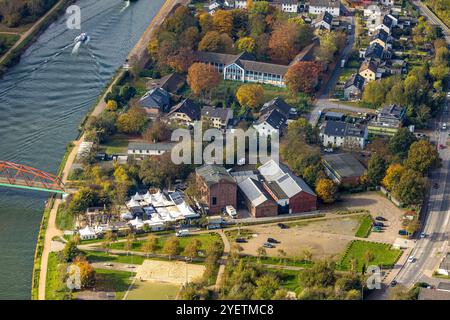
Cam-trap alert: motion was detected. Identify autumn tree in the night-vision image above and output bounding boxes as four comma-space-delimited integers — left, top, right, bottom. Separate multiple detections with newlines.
236, 36, 256, 54
388, 127, 417, 159
143, 121, 172, 142
285, 62, 320, 94
199, 12, 214, 34
316, 30, 346, 63
392, 170, 426, 206
269, 22, 299, 63
183, 239, 201, 260
167, 47, 195, 73
405, 140, 440, 174
117, 107, 148, 134
236, 84, 264, 110
382, 163, 405, 191
187, 63, 221, 98
163, 236, 180, 260
212, 10, 233, 35
142, 234, 158, 258
198, 31, 233, 53
315, 178, 338, 203
72, 256, 96, 289
106, 100, 118, 111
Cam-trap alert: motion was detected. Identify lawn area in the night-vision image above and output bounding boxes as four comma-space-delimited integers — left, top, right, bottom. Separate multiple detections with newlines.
338, 68, 358, 83
125, 280, 180, 300
94, 268, 135, 300
45, 252, 70, 300
355, 214, 373, 238
55, 206, 75, 231
0, 33, 20, 56
268, 268, 302, 292
99, 135, 129, 154
108, 233, 223, 255
182, 80, 312, 113
339, 240, 402, 271
84, 251, 146, 265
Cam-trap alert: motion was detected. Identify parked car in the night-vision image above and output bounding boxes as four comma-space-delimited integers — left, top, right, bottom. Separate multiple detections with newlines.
442, 123, 447, 130
399, 230, 409, 236
103, 263, 113, 267
207, 224, 221, 230
433, 183, 439, 189
372, 226, 382, 232
263, 242, 275, 248
277, 223, 289, 229
390, 280, 398, 287
407, 257, 416, 263
373, 222, 384, 227
235, 238, 247, 243
420, 232, 427, 239
267, 238, 278, 244
375, 216, 387, 221
439, 144, 445, 149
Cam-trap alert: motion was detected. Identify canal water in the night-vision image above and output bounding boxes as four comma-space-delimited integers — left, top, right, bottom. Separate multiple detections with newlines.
0, 0, 165, 299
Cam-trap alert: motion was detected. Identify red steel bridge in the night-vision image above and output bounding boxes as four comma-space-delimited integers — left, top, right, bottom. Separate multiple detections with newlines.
0, 161, 65, 194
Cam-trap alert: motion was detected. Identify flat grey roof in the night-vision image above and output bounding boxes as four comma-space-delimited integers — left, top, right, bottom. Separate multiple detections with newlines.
323, 153, 366, 178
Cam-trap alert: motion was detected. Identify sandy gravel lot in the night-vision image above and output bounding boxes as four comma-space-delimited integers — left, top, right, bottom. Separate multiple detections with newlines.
331, 192, 405, 243
236, 192, 405, 260
238, 216, 361, 260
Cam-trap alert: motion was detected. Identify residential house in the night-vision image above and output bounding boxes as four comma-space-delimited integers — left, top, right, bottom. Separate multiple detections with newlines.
419, 288, 450, 300
234, 0, 247, 8
196, 164, 237, 214
254, 109, 288, 136
376, 14, 395, 34
146, 73, 185, 94
167, 98, 201, 127
359, 58, 378, 82
370, 29, 389, 48
232, 0, 299, 12
271, 0, 299, 12
205, 0, 234, 14
368, 104, 405, 136
322, 153, 366, 185
194, 51, 288, 87
201, 106, 233, 129
308, 0, 341, 16
127, 142, 175, 157
260, 97, 295, 119
138, 87, 171, 116
313, 11, 333, 30
238, 177, 278, 218
344, 73, 365, 100
259, 160, 317, 214
320, 120, 368, 149
364, 43, 385, 63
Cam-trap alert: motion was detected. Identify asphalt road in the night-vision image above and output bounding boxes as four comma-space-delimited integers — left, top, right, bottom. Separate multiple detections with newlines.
389, 1, 450, 290
308, 16, 376, 126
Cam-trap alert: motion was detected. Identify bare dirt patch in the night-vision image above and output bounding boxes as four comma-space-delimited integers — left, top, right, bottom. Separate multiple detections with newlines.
237, 216, 361, 261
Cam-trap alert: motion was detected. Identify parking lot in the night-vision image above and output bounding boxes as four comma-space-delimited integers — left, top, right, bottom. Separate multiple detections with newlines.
331, 192, 405, 243
233, 192, 405, 260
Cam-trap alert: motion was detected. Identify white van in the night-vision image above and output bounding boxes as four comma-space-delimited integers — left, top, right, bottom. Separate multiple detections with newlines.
176, 229, 190, 237
225, 205, 237, 218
